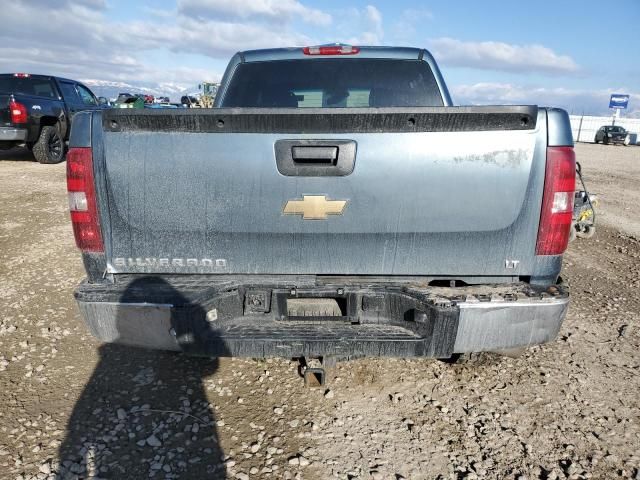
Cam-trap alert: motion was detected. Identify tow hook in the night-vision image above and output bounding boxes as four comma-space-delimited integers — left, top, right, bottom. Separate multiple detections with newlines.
304, 367, 326, 387
299, 357, 335, 387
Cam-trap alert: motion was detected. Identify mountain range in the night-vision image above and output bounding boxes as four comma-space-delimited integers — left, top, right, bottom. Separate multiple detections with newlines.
82, 79, 198, 102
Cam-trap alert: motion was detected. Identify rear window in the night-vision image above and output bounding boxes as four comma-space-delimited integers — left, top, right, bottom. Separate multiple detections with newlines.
0, 76, 57, 98
221, 59, 444, 108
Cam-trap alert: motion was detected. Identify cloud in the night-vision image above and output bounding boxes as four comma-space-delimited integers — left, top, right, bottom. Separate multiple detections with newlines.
117, 17, 312, 57
177, 0, 332, 26
429, 37, 580, 75
451, 82, 640, 117
400, 7, 434, 21
18, 0, 106, 9
365, 5, 383, 30
390, 8, 433, 42
0, 0, 317, 94
142, 6, 176, 18
341, 5, 383, 45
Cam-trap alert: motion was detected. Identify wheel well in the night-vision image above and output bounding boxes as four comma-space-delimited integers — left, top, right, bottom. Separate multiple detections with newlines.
40, 116, 59, 128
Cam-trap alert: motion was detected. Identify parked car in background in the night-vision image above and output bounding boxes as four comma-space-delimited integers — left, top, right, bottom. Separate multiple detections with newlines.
96, 96, 111, 107
116, 92, 135, 103
594, 125, 628, 145
180, 95, 199, 107
115, 96, 145, 109
0, 73, 103, 163
144, 102, 178, 109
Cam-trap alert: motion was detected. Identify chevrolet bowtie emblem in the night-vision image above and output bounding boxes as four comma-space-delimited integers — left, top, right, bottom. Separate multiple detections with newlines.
283, 195, 347, 220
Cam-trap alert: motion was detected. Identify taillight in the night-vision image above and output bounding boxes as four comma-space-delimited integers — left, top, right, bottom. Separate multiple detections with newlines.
66, 147, 104, 252
536, 146, 576, 255
303, 45, 360, 55
9, 100, 27, 124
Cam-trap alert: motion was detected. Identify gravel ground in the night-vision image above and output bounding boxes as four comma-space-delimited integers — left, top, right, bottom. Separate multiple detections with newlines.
574, 143, 640, 237
0, 143, 639, 480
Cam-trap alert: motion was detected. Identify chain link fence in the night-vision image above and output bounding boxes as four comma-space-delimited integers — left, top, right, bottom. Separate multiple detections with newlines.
570, 114, 640, 144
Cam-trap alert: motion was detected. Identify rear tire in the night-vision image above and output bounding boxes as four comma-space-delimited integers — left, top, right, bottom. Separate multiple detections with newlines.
32, 125, 65, 164
594, 137, 599, 144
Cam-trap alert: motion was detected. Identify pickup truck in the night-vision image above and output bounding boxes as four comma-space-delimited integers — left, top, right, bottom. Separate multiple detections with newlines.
0, 73, 103, 163
68, 45, 574, 364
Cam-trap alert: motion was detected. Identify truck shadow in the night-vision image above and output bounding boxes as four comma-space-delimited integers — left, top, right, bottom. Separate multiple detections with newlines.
57, 277, 228, 479
0, 147, 35, 162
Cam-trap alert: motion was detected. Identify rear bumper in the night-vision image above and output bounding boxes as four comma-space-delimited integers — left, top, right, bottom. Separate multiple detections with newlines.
0, 127, 27, 142
74, 276, 569, 358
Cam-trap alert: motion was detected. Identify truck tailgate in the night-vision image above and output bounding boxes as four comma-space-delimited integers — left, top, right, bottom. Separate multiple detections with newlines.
97, 107, 546, 277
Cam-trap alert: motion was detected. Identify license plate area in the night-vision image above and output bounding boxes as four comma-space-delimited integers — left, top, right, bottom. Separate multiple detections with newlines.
275, 289, 357, 323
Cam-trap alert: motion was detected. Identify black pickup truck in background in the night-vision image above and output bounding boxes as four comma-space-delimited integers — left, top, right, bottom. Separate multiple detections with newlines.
0, 73, 104, 163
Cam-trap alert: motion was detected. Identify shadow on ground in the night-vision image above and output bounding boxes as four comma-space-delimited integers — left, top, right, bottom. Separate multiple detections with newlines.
0, 147, 36, 162
57, 278, 227, 479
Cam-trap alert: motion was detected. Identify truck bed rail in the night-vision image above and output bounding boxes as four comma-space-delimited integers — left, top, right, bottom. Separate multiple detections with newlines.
102, 106, 538, 134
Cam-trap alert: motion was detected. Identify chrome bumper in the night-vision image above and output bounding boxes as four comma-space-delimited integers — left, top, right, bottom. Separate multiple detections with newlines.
0, 127, 27, 142
454, 296, 569, 352
75, 278, 569, 358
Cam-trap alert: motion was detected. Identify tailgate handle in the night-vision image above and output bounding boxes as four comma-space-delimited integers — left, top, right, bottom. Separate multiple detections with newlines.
292, 146, 338, 164
275, 140, 356, 176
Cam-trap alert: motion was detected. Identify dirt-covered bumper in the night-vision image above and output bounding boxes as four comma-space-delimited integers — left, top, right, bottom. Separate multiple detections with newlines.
74, 276, 569, 358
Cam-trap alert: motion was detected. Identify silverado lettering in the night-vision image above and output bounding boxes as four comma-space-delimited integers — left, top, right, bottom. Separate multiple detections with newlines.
112, 258, 227, 269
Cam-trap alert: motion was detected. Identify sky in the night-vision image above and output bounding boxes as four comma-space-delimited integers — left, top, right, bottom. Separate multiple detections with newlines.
1, 0, 639, 116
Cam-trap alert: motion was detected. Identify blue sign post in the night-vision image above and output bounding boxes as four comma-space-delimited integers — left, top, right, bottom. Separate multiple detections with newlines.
609, 94, 629, 126
609, 94, 629, 109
